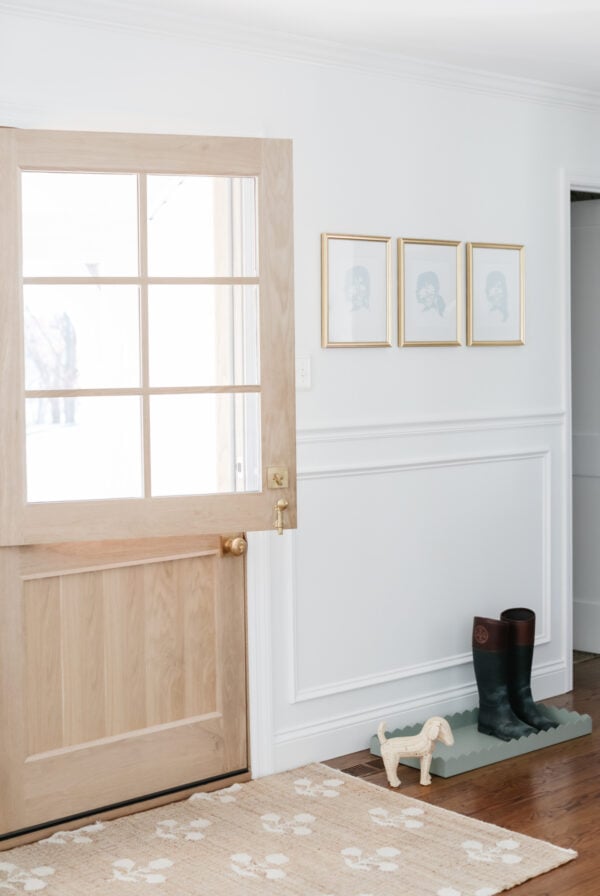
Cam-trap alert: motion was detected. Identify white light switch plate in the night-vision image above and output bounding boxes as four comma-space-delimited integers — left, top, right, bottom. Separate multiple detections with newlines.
296, 356, 311, 390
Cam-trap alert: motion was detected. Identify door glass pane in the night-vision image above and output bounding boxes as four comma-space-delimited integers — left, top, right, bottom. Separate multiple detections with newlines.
148, 285, 259, 387
26, 397, 143, 502
24, 286, 140, 390
147, 175, 257, 277
21, 172, 139, 277
150, 393, 261, 496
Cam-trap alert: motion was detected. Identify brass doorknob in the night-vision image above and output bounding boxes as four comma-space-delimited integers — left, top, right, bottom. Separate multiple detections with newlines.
222, 536, 247, 556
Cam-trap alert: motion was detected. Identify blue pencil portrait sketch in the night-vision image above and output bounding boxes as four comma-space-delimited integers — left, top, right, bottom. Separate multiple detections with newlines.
401, 240, 460, 345
416, 270, 446, 317
468, 244, 524, 345
323, 235, 391, 346
345, 265, 371, 312
486, 270, 508, 322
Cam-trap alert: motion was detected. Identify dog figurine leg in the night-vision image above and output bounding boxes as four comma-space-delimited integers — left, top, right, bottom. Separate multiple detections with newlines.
382, 751, 401, 788
419, 751, 433, 786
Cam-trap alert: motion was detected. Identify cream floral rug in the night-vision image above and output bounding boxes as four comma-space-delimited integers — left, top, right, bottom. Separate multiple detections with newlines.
0, 763, 575, 895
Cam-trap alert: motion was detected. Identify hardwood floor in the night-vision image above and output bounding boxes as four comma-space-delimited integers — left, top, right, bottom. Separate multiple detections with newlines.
324, 657, 600, 896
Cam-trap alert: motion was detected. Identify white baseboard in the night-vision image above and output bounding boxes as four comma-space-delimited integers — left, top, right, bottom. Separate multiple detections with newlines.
272, 662, 570, 773
273, 685, 476, 773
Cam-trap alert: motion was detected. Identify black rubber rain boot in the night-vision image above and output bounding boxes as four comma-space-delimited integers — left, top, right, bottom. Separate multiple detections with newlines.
500, 608, 560, 731
473, 616, 537, 741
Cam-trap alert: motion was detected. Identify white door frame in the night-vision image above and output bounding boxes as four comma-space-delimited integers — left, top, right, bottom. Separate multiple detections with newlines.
246, 530, 276, 777
560, 169, 600, 688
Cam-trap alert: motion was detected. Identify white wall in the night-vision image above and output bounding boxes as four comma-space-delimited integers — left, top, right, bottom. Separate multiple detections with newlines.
571, 199, 600, 653
2, 8, 600, 773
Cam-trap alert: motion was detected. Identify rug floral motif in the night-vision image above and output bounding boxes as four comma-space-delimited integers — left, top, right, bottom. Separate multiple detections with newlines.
0, 763, 575, 894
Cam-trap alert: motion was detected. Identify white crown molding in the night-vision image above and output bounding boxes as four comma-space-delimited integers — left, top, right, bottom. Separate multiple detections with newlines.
1, 2, 600, 113
297, 410, 566, 446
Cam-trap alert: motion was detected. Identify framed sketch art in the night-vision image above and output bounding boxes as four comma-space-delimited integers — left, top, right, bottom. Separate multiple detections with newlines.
321, 233, 392, 347
399, 238, 461, 346
467, 242, 525, 345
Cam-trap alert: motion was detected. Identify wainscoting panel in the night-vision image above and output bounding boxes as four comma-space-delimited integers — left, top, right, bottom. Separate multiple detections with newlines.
293, 450, 549, 700
267, 414, 568, 772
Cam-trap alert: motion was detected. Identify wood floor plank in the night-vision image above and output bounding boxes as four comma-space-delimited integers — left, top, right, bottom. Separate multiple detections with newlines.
324, 657, 600, 895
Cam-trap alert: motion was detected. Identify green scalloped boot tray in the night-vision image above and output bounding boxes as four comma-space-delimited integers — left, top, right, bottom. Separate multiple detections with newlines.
369, 705, 592, 778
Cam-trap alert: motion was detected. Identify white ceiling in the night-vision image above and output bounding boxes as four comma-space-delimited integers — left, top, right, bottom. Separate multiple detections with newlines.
3, 0, 600, 94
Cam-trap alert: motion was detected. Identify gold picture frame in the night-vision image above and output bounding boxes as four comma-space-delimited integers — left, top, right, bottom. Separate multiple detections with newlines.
321, 233, 392, 347
398, 238, 461, 346
467, 242, 525, 345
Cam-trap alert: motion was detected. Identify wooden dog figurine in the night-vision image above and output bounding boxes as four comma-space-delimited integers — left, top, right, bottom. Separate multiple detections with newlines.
377, 716, 454, 787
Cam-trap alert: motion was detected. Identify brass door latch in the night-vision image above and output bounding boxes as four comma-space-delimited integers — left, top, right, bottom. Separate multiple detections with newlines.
274, 498, 289, 536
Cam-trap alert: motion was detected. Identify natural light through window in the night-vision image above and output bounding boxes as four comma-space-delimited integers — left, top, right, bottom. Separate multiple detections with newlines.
21, 171, 261, 503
